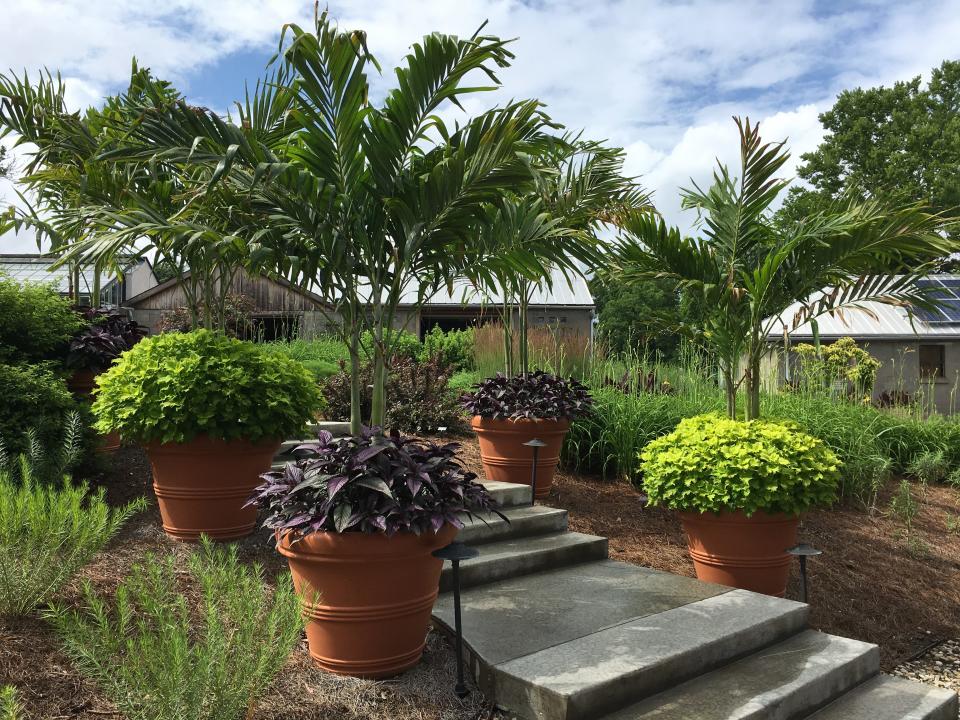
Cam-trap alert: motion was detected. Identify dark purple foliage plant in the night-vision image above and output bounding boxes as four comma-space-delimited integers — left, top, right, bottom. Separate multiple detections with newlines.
67, 310, 147, 372
248, 427, 502, 539
460, 370, 593, 421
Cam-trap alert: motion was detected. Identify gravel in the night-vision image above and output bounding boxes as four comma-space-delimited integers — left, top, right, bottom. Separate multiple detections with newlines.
892, 638, 960, 715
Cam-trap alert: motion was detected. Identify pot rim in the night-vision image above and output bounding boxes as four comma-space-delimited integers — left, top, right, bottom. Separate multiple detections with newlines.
678, 509, 801, 523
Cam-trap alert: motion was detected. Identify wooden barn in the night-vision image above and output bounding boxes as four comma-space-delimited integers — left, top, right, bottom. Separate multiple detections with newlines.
124, 268, 595, 340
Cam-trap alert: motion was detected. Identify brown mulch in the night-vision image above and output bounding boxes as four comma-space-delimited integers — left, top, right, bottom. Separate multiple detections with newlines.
5, 436, 960, 718
1, 445, 498, 720
460, 440, 960, 673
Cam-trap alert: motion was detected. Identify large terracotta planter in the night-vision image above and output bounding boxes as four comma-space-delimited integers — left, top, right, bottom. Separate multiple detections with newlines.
97, 430, 121, 453
471, 416, 569, 499
66, 369, 97, 398
278, 524, 457, 678
679, 510, 799, 597
145, 435, 281, 541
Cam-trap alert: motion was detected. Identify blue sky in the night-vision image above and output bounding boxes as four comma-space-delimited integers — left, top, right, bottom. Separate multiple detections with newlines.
3, 0, 960, 250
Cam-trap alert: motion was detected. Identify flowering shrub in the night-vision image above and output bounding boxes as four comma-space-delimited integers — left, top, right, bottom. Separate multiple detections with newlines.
460, 371, 593, 421
248, 427, 501, 537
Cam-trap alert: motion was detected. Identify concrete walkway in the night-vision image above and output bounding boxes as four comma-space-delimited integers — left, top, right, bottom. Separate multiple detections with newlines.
432, 481, 958, 720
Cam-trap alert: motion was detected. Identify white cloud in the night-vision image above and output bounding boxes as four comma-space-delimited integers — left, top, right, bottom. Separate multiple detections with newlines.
0, 0, 958, 247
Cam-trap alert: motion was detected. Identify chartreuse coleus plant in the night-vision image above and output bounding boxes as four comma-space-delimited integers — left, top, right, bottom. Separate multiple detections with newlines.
92, 330, 321, 444
639, 413, 840, 516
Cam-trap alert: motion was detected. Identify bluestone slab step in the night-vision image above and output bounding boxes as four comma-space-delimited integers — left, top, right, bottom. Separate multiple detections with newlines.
434, 561, 730, 666
488, 588, 810, 720
805, 675, 958, 720
439, 531, 607, 592
483, 480, 533, 508
457, 505, 568, 545
603, 630, 879, 720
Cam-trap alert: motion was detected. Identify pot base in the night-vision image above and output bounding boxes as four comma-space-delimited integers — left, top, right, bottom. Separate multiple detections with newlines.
471, 417, 569, 499
279, 526, 456, 678
146, 436, 281, 542
679, 510, 799, 597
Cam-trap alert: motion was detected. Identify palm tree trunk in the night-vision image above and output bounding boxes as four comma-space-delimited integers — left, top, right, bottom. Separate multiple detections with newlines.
502, 298, 514, 376
745, 354, 762, 420
348, 309, 362, 436
370, 297, 387, 429
723, 366, 737, 419
518, 282, 529, 376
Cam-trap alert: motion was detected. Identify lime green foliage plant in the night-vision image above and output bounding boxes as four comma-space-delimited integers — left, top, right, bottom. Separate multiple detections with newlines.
92, 330, 321, 444
0, 461, 145, 617
640, 413, 840, 516
47, 539, 302, 720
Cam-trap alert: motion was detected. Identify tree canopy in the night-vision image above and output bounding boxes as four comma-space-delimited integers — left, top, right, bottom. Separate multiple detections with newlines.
778, 60, 960, 237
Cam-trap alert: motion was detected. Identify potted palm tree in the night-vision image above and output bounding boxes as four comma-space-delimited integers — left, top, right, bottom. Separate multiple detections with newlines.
461, 371, 592, 498
639, 413, 839, 595
609, 117, 954, 594
92, 330, 320, 540
248, 428, 501, 677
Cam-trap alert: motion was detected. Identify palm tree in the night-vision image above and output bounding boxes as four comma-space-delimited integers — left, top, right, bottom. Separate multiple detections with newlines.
609, 117, 956, 420
33, 10, 566, 434
468, 135, 651, 376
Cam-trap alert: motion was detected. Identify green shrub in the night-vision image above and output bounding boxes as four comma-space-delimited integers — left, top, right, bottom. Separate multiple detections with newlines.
0, 277, 84, 363
889, 478, 919, 534
47, 539, 302, 720
420, 326, 475, 371
0, 363, 79, 460
906, 450, 950, 485
0, 463, 145, 617
93, 330, 322, 444
359, 328, 422, 362
321, 356, 466, 433
0, 686, 21, 720
640, 413, 840, 516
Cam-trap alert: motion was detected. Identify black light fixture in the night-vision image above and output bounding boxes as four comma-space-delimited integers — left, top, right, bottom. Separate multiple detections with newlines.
523, 438, 547, 506
786, 543, 822, 603
433, 540, 480, 698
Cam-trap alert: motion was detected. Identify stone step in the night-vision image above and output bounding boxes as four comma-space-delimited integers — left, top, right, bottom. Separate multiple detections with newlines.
602, 630, 879, 720
441, 561, 807, 720
805, 674, 958, 720
439, 532, 607, 592
457, 505, 568, 546
482, 480, 533, 508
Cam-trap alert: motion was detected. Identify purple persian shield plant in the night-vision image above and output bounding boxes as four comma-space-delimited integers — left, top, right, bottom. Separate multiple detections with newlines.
67, 310, 148, 372
460, 370, 593, 421
248, 427, 504, 540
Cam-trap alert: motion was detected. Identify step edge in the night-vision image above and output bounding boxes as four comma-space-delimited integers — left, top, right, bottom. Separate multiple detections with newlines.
488, 592, 811, 720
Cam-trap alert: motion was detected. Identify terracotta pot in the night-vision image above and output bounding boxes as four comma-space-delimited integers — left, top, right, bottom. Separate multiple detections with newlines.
471, 416, 569, 499
278, 524, 457, 678
144, 435, 281, 541
97, 430, 122, 453
679, 510, 799, 597
66, 369, 97, 398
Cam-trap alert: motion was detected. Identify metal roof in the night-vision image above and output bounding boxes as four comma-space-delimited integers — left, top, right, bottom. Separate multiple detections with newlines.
768, 276, 960, 341
0, 254, 108, 296
310, 266, 594, 308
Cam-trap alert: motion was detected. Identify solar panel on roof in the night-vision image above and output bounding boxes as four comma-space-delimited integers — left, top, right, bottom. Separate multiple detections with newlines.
912, 277, 960, 324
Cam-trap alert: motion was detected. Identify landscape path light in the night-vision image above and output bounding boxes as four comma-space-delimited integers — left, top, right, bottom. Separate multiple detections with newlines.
433, 540, 481, 699
523, 438, 547, 506
786, 543, 822, 603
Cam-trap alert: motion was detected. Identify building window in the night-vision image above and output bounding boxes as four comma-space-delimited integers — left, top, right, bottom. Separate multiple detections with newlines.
919, 344, 945, 378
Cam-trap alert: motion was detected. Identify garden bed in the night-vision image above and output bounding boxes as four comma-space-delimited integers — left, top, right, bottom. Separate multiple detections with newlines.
0, 447, 498, 720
